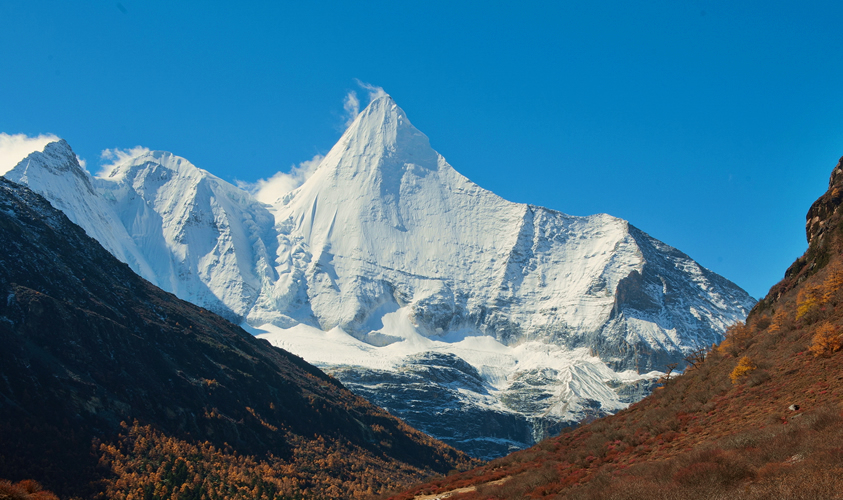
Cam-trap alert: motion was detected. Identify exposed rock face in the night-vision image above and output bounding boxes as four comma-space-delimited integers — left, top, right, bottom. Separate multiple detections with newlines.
764, 156, 843, 307
3, 96, 755, 458
331, 352, 547, 459
806, 156, 843, 247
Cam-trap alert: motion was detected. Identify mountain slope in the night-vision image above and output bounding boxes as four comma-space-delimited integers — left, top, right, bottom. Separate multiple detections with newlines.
0, 177, 474, 498
4, 96, 754, 458
99, 150, 280, 321
388, 155, 843, 500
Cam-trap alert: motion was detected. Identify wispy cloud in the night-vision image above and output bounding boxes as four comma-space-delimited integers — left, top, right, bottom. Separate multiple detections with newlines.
238, 154, 324, 204
343, 91, 360, 127
355, 79, 387, 102
244, 80, 388, 203
341, 80, 389, 127
0, 133, 60, 175
97, 146, 151, 177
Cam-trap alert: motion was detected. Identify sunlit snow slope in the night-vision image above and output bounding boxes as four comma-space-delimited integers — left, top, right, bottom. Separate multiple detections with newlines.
6, 145, 278, 321
3, 95, 755, 458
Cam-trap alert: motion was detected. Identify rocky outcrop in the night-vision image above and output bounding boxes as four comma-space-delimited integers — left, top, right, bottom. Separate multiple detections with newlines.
806, 156, 843, 247
761, 156, 843, 308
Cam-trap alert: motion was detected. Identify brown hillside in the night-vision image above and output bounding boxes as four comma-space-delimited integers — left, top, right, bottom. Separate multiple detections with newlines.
388, 158, 843, 500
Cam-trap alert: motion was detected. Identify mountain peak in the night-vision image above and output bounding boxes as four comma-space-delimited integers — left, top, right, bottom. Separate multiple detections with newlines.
8, 138, 93, 194
346, 93, 408, 138
104, 150, 212, 184
369, 92, 395, 106
19, 138, 81, 173
4, 107, 755, 461
42, 138, 74, 157
325, 94, 437, 181
359, 93, 397, 115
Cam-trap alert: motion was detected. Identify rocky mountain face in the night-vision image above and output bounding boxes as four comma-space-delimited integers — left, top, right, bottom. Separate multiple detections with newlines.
805, 156, 843, 246
3, 96, 755, 458
0, 177, 473, 498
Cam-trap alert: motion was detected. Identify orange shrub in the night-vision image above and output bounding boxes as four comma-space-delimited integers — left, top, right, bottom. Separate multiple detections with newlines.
0, 480, 58, 500
729, 357, 756, 384
796, 284, 822, 322
768, 309, 789, 334
810, 322, 842, 357
718, 322, 752, 356
822, 262, 843, 303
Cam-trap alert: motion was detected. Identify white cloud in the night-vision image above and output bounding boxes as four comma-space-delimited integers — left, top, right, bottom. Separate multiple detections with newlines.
343, 91, 360, 127
354, 79, 387, 102
0, 133, 60, 176
341, 81, 389, 128
97, 146, 150, 178
239, 154, 324, 204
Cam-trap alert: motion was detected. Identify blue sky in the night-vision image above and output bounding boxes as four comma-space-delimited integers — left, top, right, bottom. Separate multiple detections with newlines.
1, 1, 842, 299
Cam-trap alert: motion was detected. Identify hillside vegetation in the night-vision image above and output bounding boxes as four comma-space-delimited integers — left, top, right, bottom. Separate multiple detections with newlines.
388, 160, 843, 500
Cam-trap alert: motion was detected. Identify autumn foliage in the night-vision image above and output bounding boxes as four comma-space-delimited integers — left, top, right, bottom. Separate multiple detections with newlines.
717, 321, 753, 356
0, 479, 58, 500
810, 322, 842, 357
796, 283, 822, 321
97, 420, 438, 499
729, 356, 756, 384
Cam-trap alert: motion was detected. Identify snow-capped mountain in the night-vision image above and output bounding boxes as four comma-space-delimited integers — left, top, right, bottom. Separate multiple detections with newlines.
6, 144, 279, 322
3, 95, 755, 458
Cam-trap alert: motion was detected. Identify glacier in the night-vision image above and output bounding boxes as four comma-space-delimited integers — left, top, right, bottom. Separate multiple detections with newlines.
3, 95, 755, 458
